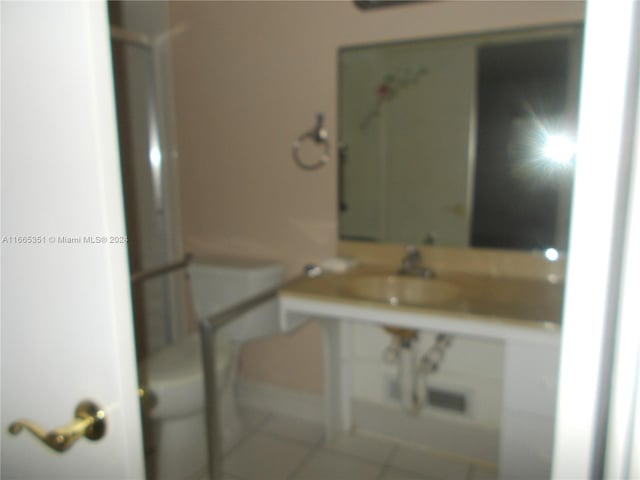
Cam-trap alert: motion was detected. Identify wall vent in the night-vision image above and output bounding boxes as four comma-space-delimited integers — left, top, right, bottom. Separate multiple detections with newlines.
427, 387, 467, 413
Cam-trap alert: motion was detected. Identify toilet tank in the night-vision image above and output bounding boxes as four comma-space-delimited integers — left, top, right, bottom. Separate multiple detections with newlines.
187, 257, 285, 342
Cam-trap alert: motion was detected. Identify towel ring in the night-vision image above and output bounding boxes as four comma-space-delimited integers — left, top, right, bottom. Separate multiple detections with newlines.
292, 113, 330, 171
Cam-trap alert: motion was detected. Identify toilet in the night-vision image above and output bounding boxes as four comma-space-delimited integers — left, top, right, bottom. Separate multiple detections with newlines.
140, 257, 284, 480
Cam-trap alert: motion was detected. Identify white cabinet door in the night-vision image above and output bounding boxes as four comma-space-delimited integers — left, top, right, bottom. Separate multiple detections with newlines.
1, 2, 144, 479
500, 339, 560, 480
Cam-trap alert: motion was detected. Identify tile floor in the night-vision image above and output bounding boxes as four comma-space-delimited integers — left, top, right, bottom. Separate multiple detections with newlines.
217, 409, 497, 480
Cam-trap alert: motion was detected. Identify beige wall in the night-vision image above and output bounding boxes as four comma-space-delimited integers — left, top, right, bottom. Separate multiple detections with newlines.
169, 1, 584, 394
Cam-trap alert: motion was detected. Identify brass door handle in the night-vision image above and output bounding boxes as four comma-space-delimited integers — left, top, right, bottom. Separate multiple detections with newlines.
8, 400, 106, 453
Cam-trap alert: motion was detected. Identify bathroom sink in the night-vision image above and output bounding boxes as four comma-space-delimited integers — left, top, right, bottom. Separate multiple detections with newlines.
340, 275, 459, 308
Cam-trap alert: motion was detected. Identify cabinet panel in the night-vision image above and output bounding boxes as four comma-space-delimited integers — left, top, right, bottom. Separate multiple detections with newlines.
499, 410, 555, 479
503, 341, 560, 417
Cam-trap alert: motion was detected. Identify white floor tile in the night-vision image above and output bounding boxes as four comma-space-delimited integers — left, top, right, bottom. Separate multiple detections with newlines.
388, 445, 470, 479
238, 406, 271, 430
188, 465, 208, 480
261, 414, 324, 445
326, 432, 395, 464
378, 466, 432, 480
195, 473, 241, 480
291, 449, 383, 480
468, 465, 498, 480
224, 431, 311, 480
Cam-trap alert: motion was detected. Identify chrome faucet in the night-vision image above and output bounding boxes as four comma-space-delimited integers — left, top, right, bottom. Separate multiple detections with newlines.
398, 245, 434, 278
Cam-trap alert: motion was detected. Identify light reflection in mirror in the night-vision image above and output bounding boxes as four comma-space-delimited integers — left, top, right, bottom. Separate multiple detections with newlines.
543, 133, 576, 166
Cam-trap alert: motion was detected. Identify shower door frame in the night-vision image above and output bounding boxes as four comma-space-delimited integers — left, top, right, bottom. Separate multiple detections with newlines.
111, 15, 187, 352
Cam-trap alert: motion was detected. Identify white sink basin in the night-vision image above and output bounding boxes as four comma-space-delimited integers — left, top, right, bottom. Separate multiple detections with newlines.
340, 275, 459, 307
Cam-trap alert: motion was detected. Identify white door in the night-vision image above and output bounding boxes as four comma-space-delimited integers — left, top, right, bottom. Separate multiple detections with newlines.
1, 2, 145, 479
553, 0, 640, 478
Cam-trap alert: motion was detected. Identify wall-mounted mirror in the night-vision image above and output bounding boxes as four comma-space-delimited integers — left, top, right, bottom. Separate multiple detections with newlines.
338, 24, 583, 251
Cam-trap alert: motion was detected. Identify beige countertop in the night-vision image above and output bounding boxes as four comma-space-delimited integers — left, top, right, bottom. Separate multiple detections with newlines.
280, 265, 564, 331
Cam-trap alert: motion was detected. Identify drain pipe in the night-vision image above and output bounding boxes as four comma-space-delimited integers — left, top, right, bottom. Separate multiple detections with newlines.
384, 329, 453, 415
399, 338, 424, 415
384, 328, 423, 414
419, 333, 453, 375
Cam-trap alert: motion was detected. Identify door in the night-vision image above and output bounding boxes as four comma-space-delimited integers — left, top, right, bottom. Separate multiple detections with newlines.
1, 2, 145, 479
553, 0, 640, 478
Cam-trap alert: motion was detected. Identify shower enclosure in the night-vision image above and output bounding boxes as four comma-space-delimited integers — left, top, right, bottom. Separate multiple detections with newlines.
109, 2, 187, 359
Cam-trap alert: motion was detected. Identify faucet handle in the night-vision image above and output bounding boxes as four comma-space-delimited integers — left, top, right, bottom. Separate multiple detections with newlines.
405, 245, 421, 260
399, 245, 434, 278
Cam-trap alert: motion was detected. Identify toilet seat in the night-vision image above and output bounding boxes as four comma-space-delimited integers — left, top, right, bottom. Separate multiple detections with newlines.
142, 333, 235, 420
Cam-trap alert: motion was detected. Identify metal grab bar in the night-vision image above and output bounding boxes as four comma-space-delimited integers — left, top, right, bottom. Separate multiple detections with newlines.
130, 254, 192, 284
110, 25, 152, 50
199, 284, 287, 480
130, 252, 321, 480
199, 265, 322, 479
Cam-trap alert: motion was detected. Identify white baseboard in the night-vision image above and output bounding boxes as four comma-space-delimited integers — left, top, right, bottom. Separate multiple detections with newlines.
237, 378, 324, 423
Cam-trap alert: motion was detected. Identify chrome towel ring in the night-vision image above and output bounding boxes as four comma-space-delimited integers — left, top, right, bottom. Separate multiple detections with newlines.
292, 113, 330, 170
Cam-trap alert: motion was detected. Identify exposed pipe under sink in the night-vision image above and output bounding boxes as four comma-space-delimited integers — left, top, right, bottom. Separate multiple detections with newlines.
384, 327, 454, 415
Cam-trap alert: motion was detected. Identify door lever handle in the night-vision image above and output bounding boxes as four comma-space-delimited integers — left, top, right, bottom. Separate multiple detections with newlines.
8, 400, 106, 453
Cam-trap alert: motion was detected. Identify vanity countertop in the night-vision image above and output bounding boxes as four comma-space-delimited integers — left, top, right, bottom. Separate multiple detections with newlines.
280, 265, 563, 333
